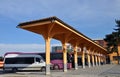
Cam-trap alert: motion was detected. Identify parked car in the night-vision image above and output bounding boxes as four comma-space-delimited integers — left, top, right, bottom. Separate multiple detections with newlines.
3, 53, 46, 72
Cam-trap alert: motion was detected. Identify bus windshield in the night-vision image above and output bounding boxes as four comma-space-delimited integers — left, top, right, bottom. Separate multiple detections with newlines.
38, 52, 72, 63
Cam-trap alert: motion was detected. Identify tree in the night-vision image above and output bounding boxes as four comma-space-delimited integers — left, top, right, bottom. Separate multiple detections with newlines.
104, 20, 120, 64
104, 32, 118, 53
114, 20, 120, 43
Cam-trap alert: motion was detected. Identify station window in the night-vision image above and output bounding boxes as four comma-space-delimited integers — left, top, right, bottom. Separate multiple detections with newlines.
113, 56, 120, 61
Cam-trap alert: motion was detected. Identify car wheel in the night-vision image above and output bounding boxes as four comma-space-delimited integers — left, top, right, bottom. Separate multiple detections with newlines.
53, 64, 59, 70
41, 67, 46, 72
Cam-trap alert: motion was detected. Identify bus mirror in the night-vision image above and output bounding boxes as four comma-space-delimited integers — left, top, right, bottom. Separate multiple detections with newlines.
35, 62, 39, 64
40, 60, 44, 63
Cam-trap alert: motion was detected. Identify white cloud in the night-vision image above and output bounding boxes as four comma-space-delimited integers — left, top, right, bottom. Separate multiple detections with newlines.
0, 0, 119, 20
0, 0, 120, 23
0, 43, 62, 56
0, 0, 120, 40
0, 44, 45, 56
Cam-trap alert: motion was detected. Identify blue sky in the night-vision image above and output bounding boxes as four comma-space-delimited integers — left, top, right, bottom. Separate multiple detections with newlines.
0, 0, 120, 56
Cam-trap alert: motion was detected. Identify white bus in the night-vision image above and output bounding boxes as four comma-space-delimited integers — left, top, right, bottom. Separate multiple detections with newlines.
3, 53, 46, 72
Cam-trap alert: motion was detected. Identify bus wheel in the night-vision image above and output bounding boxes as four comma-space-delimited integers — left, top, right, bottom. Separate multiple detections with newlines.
41, 67, 46, 72
53, 64, 59, 70
12, 68, 17, 72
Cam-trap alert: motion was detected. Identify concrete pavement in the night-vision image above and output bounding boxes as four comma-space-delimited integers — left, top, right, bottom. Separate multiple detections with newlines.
51, 64, 120, 77
0, 64, 120, 77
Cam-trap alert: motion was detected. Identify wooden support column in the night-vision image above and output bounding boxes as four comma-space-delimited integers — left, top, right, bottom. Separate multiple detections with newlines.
87, 50, 91, 68
72, 39, 81, 70
98, 54, 101, 66
95, 54, 98, 66
100, 55, 102, 65
74, 45, 78, 70
62, 42, 67, 72
61, 33, 73, 72
101, 56, 103, 65
101, 54, 104, 65
45, 37, 51, 75
92, 52, 95, 67
82, 52, 85, 68
99, 55, 102, 65
82, 47, 86, 68
104, 56, 106, 64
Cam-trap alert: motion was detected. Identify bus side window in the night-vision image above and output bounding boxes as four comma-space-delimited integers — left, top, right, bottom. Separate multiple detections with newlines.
36, 58, 40, 63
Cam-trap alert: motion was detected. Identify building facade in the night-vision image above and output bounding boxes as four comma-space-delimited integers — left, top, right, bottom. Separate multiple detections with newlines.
94, 39, 120, 64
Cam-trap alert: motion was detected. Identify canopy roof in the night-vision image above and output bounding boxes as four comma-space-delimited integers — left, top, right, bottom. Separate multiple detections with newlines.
17, 16, 107, 54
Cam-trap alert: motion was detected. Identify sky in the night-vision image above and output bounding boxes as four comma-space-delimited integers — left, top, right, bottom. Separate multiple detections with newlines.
0, 0, 120, 56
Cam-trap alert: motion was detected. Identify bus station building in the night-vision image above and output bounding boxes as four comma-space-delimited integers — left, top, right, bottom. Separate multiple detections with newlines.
17, 16, 108, 75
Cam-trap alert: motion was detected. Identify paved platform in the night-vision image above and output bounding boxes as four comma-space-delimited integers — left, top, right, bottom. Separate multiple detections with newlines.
0, 64, 120, 77
51, 64, 120, 77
